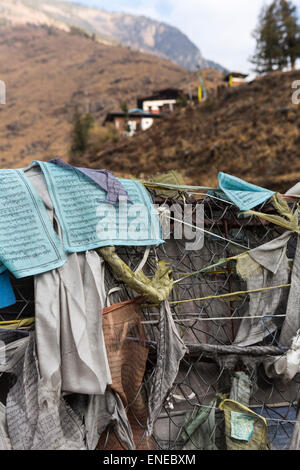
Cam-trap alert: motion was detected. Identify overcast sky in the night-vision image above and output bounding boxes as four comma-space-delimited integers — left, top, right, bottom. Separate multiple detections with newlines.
70, 0, 300, 73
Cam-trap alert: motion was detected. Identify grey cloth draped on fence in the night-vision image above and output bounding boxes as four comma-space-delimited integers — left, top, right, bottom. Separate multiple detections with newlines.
234, 231, 291, 346
264, 235, 300, 382
181, 399, 218, 450
279, 235, 300, 348
146, 300, 187, 435
35, 250, 112, 395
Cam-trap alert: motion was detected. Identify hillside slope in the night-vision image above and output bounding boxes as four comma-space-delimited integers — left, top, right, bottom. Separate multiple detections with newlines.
0, 25, 223, 168
71, 70, 300, 193
0, 0, 226, 71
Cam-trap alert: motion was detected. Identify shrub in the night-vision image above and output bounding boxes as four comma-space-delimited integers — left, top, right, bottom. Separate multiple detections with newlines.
88, 123, 119, 151
70, 110, 95, 155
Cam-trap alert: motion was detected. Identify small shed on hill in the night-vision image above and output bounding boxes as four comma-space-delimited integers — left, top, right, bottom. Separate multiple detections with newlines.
137, 88, 186, 113
103, 108, 164, 136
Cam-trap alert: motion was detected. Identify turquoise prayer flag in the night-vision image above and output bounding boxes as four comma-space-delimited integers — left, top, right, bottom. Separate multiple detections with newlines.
0, 169, 66, 278
37, 161, 163, 252
218, 172, 275, 211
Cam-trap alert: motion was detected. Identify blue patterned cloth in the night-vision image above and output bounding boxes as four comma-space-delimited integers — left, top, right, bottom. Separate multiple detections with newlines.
0, 162, 162, 278
37, 161, 163, 252
0, 169, 66, 278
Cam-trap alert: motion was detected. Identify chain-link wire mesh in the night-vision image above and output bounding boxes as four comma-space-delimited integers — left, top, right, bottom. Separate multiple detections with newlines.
0, 190, 299, 450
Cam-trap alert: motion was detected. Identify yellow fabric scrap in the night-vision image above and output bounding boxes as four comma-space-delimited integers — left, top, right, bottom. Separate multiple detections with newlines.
98, 246, 173, 304
143, 170, 187, 197
234, 252, 262, 281
219, 399, 269, 450
242, 193, 300, 234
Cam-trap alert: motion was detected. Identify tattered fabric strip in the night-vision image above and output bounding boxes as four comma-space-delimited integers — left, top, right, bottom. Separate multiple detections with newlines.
241, 194, 300, 234
98, 246, 173, 304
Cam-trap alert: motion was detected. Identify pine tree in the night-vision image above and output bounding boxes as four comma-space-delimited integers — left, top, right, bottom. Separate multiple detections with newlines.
70, 108, 95, 154
251, 0, 300, 73
278, 0, 300, 69
251, 1, 285, 73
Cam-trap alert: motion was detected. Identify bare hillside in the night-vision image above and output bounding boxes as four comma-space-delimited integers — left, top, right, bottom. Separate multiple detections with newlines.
0, 25, 223, 168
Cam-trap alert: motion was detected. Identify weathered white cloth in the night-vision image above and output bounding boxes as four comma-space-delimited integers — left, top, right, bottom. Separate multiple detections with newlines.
234, 231, 291, 346
263, 235, 300, 381
35, 250, 112, 395
285, 183, 300, 197
84, 390, 135, 450
279, 235, 300, 348
265, 330, 300, 381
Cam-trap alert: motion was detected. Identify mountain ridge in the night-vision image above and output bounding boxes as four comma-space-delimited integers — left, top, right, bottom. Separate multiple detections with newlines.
0, 24, 224, 169
0, 0, 227, 72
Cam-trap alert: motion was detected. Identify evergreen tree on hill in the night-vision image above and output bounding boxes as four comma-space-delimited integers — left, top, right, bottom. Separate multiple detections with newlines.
279, 0, 300, 69
251, 0, 300, 73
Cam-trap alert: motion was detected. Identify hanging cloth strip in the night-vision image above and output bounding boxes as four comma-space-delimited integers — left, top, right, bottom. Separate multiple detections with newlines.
102, 297, 148, 407
146, 300, 187, 436
34, 250, 112, 395
98, 246, 173, 304
180, 398, 218, 450
241, 193, 300, 234
85, 389, 135, 451
233, 230, 292, 347
97, 297, 156, 450
4, 334, 86, 450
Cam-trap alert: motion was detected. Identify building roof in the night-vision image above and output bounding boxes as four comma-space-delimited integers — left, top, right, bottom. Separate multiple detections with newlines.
103, 109, 165, 125
128, 108, 150, 115
137, 88, 184, 107
224, 72, 248, 82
